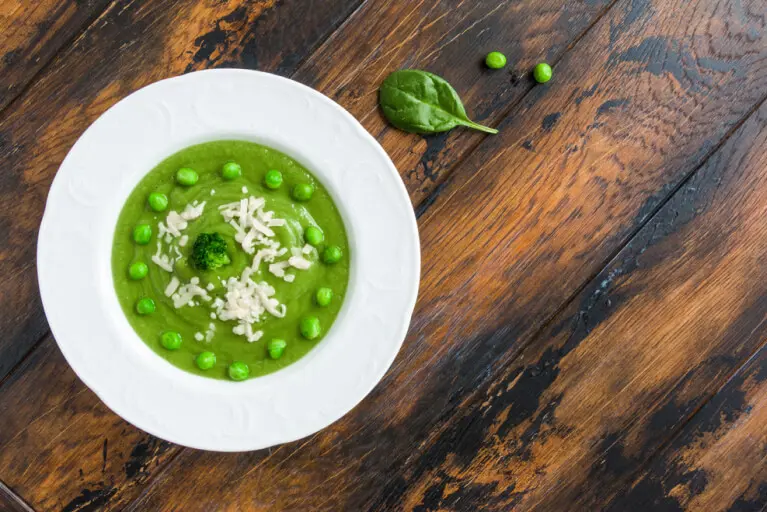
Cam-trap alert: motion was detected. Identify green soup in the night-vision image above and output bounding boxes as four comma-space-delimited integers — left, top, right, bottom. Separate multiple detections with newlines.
112, 140, 350, 380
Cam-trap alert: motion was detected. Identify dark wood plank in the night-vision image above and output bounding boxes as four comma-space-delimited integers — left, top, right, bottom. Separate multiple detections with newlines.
610, 346, 767, 511
125, 0, 767, 510
372, 99, 767, 511
0, 0, 361, 508
0, 0, 113, 112
0, 481, 34, 512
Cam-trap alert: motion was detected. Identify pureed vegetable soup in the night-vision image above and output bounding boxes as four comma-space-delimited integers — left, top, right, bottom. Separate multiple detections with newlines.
112, 140, 350, 381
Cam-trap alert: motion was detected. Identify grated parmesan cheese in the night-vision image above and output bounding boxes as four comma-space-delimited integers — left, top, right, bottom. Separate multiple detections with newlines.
288, 255, 311, 270
179, 235, 189, 247
194, 332, 204, 341
213, 267, 286, 342
204, 322, 216, 342
171, 278, 212, 308
164, 276, 180, 296
219, 196, 286, 255
152, 241, 174, 272
268, 261, 290, 278
181, 201, 206, 221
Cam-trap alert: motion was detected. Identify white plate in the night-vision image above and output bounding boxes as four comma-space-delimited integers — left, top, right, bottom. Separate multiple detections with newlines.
37, 69, 420, 451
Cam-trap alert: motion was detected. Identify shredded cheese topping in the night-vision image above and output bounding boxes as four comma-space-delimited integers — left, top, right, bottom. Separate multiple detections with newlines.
153, 202, 206, 271
171, 277, 212, 309
155, 195, 320, 343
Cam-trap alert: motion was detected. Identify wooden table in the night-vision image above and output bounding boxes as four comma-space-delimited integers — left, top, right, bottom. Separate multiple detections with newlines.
1, 0, 766, 510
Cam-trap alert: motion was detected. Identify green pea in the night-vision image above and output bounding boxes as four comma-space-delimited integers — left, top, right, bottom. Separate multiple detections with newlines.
228, 361, 250, 381
222, 161, 242, 180
292, 183, 314, 202
300, 316, 321, 340
323, 245, 343, 264
533, 62, 553, 83
136, 297, 156, 315
128, 262, 148, 280
304, 226, 324, 246
264, 170, 283, 189
160, 331, 182, 350
267, 339, 287, 360
485, 51, 507, 69
148, 192, 168, 212
176, 167, 199, 186
133, 223, 152, 245
315, 287, 333, 307
196, 351, 216, 370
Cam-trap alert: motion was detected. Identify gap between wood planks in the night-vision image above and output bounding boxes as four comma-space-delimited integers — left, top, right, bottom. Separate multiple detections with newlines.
0, 480, 34, 512
594, 86, 767, 489
413, 0, 621, 219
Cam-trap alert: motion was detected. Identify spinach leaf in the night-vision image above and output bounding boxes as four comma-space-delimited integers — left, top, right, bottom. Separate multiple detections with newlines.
378, 70, 498, 135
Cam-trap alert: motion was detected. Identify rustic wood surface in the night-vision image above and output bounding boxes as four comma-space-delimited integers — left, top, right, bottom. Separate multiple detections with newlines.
1, 0, 766, 510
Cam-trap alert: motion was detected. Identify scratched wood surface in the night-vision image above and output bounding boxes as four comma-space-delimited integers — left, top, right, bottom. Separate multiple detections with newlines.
0, 0, 112, 111
1, 0, 767, 510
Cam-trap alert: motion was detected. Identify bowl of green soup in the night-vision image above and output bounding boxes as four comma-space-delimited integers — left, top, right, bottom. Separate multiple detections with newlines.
37, 69, 420, 451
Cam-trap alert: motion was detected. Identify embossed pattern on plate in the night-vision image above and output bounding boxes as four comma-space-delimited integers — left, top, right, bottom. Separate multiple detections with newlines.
37, 69, 420, 452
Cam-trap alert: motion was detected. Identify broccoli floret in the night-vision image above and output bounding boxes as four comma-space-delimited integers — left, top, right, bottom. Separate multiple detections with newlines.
190, 233, 231, 270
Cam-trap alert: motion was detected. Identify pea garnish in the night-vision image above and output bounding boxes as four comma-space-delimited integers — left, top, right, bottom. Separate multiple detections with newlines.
533, 62, 552, 83
222, 162, 242, 180
264, 170, 283, 189
115, 140, 351, 381
160, 331, 182, 350
485, 51, 507, 69
322, 245, 343, 264
148, 192, 168, 212
133, 223, 152, 245
196, 351, 216, 370
300, 316, 321, 340
136, 297, 156, 315
267, 339, 287, 360
292, 183, 314, 202
176, 167, 199, 186
304, 226, 324, 246
228, 361, 250, 381
315, 287, 333, 307
128, 262, 148, 280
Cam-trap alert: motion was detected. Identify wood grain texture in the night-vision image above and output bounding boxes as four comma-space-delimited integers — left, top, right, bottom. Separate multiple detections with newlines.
126, 0, 767, 510
0, 481, 34, 512
292, 0, 614, 207
0, 336, 176, 511
0, 0, 113, 112
611, 346, 767, 511
1, 0, 766, 510
0, 0, 361, 509
380, 99, 767, 512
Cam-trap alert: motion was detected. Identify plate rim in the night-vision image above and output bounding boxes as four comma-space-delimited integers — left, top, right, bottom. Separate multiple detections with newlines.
37, 69, 420, 451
